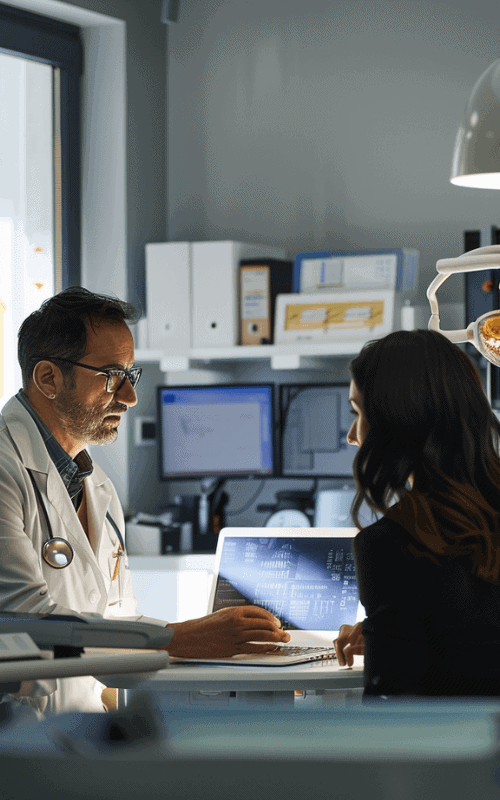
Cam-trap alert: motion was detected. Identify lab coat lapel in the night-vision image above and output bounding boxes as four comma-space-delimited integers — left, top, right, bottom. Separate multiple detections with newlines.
84, 463, 115, 573
45, 464, 96, 560
3, 396, 109, 600
3, 398, 95, 560
42, 465, 108, 609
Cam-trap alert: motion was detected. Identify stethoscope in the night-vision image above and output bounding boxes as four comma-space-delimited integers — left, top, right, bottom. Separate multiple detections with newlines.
27, 469, 125, 571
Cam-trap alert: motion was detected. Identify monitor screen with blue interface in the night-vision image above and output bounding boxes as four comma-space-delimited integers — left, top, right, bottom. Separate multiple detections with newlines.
158, 385, 274, 479
213, 536, 359, 630
280, 383, 356, 477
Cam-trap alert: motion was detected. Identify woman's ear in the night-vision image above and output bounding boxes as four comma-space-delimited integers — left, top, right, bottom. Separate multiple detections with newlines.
32, 360, 61, 400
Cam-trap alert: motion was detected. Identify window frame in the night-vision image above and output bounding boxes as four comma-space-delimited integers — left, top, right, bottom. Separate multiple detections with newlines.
0, 1, 82, 288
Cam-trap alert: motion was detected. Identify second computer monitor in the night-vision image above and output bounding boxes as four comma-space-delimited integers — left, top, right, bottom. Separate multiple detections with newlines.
158, 384, 275, 480
280, 383, 356, 478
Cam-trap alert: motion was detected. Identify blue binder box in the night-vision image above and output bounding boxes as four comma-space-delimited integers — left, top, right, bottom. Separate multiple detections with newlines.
292, 248, 419, 294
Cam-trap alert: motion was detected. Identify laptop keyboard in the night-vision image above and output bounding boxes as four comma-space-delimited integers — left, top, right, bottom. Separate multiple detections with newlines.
268, 645, 337, 660
170, 644, 339, 665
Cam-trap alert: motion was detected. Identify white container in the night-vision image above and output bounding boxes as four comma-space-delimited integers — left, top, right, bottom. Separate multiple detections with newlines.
125, 523, 162, 555
191, 240, 286, 348
146, 242, 192, 355
314, 488, 373, 529
314, 488, 356, 527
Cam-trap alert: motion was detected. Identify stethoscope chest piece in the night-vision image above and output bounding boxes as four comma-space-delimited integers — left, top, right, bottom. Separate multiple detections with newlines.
27, 468, 124, 572
42, 537, 74, 569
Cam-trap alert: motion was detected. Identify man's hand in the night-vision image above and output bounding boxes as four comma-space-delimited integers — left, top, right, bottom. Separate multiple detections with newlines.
334, 621, 365, 667
166, 605, 291, 658
101, 687, 118, 712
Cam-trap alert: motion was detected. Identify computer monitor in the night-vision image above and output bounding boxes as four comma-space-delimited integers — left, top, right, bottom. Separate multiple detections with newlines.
157, 384, 275, 480
280, 383, 356, 478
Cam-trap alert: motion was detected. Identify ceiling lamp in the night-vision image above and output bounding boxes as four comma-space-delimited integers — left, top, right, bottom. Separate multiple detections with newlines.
450, 60, 500, 189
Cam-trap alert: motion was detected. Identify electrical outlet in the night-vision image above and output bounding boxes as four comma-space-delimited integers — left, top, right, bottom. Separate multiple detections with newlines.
134, 417, 156, 446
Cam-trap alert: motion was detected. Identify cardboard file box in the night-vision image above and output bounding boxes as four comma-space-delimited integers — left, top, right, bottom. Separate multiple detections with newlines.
274, 290, 402, 344
240, 259, 293, 345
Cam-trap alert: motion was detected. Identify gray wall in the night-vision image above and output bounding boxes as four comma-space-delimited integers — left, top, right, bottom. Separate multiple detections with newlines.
48, 0, 167, 511
54, 0, 500, 519
167, 0, 500, 306
131, 0, 500, 520
128, 0, 500, 521
58, 0, 167, 312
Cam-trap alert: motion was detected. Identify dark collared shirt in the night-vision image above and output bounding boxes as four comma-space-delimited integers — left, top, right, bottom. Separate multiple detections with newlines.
16, 391, 93, 509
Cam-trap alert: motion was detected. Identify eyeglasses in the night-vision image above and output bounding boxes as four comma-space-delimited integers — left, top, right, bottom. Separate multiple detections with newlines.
44, 356, 142, 394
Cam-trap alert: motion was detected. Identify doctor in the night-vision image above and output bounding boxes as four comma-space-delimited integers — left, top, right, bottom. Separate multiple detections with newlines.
0, 287, 289, 715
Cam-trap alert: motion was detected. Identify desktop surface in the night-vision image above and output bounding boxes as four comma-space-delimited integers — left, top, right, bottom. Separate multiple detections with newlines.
100, 658, 364, 691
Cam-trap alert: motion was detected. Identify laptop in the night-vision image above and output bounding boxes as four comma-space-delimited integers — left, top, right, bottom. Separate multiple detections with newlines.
171, 527, 365, 666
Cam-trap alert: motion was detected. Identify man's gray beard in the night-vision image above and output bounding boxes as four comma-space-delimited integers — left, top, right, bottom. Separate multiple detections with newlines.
53, 386, 119, 446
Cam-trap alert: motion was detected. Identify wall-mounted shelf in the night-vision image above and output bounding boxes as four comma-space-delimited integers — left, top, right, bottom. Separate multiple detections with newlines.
135, 340, 365, 371
134, 302, 434, 372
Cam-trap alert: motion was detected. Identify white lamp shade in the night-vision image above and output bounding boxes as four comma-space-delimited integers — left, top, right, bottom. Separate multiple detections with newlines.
450, 60, 500, 189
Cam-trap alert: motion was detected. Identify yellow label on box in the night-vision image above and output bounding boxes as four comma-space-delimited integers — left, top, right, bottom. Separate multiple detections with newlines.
285, 300, 385, 331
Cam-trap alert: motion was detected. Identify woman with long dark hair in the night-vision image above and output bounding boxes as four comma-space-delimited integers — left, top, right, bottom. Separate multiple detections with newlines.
335, 328, 500, 697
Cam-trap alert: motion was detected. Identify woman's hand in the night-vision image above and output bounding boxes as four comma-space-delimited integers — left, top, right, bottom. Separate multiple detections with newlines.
334, 621, 365, 667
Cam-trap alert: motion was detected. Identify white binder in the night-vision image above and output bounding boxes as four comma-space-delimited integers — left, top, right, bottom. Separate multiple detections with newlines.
191, 240, 287, 348
145, 242, 191, 355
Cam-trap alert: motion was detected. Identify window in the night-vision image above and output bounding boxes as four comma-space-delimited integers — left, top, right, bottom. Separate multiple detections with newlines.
0, 3, 81, 401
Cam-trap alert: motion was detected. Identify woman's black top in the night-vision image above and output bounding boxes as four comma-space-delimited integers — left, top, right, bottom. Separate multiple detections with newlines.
354, 517, 500, 697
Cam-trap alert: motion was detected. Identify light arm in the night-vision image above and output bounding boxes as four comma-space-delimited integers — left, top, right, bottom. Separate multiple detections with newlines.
426, 245, 500, 346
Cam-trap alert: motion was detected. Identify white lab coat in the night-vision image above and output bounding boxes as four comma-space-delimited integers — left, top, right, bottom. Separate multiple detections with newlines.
0, 396, 166, 714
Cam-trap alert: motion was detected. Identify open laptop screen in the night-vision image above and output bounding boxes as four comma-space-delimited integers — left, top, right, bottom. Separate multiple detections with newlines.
211, 533, 359, 631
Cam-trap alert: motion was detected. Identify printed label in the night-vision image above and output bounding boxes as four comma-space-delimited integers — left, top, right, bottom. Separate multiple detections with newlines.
241, 267, 269, 319
285, 300, 385, 331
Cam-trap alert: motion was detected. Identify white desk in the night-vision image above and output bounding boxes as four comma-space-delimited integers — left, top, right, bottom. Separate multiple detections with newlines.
103, 660, 365, 709
126, 555, 364, 708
